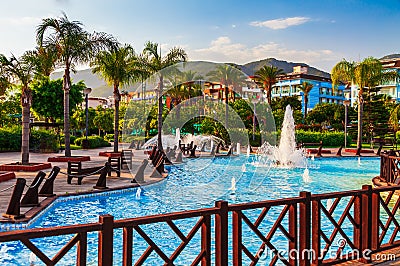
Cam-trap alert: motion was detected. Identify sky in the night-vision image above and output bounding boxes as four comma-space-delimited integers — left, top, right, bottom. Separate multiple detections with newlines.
1, 0, 400, 72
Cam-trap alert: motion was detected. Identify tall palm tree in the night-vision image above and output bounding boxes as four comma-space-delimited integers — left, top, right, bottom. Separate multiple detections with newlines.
254, 65, 284, 105
140, 41, 187, 150
0, 73, 10, 96
332, 57, 399, 149
207, 64, 246, 127
36, 13, 116, 157
0, 53, 35, 164
298, 81, 313, 120
25, 45, 58, 79
91, 43, 139, 152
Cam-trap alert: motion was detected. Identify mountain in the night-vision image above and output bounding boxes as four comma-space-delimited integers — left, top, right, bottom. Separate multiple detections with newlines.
50, 58, 331, 97
239, 58, 331, 78
51, 69, 113, 98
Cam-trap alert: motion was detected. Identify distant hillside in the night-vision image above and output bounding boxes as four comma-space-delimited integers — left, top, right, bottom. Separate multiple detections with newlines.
50, 69, 132, 98
50, 58, 331, 97
240, 58, 331, 78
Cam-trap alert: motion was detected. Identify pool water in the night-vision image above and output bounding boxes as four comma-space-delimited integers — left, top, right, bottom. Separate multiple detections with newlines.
0, 156, 380, 265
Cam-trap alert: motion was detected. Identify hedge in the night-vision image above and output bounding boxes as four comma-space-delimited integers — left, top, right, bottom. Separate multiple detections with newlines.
295, 130, 351, 146
0, 127, 59, 152
30, 129, 59, 152
74, 136, 111, 148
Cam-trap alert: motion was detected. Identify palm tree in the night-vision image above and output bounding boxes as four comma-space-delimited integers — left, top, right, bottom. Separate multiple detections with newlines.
332, 57, 399, 149
91, 43, 139, 152
36, 13, 116, 157
298, 81, 313, 120
0, 73, 10, 96
140, 41, 187, 150
25, 46, 58, 79
0, 53, 35, 164
207, 64, 246, 127
254, 65, 284, 105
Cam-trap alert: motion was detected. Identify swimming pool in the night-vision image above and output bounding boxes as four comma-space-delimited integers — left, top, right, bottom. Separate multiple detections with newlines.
0, 156, 380, 265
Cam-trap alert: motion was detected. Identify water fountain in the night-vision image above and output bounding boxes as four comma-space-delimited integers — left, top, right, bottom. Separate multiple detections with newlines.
302, 168, 311, 182
256, 105, 306, 168
229, 177, 237, 193
136, 187, 142, 199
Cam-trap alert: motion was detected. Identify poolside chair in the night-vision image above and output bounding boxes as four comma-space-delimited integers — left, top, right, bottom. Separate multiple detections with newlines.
336, 146, 343, 157
132, 159, 148, 183
21, 171, 46, 207
39, 166, 60, 197
2, 178, 26, 219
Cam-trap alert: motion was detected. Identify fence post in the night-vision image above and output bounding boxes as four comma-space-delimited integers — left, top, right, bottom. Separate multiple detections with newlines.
361, 185, 379, 263
299, 191, 311, 266
215, 200, 228, 266
288, 203, 297, 266
232, 210, 242, 266
99, 214, 114, 266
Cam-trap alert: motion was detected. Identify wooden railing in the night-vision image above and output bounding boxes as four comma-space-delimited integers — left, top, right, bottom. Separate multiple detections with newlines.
0, 184, 400, 265
380, 151, 400, 183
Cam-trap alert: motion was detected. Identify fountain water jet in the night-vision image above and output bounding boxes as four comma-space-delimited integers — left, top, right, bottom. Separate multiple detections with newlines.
136, 187, 142, 199
256, 105, 306, 168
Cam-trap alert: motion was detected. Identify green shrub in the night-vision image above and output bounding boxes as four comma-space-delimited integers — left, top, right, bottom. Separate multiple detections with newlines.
60, 134, 77, 145
104, 134, 114, 142
74, 135, 111, 148
295, 130, 351, 146
0, 126, 21, 151
30, 129, 59, 152
0, 126, 59, 152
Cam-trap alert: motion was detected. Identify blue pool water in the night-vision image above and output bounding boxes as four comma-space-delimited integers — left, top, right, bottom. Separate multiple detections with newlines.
0, 156, 380, 265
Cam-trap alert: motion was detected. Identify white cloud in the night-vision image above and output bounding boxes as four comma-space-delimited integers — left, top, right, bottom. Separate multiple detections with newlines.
250, 17, 310, 30
189, 36, 338, 71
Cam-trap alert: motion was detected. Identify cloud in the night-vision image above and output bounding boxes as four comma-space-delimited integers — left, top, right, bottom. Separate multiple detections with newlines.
189, 36, 338, 71
250, 16, 310, 30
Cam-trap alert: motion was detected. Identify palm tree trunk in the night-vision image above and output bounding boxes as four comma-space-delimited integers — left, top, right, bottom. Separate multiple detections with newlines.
304, 96, 308, 120
266, 86, 272, 105
21, 86, 30, 164
113, 85, 120, 153
157, 75, 164, 151
63, 67, 71, 157
357, 96, 363, 149
225, 85, 229, 128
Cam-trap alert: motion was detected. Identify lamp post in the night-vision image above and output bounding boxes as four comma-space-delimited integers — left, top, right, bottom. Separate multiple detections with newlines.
83, 87, 92, 149
343, 100, 350, 148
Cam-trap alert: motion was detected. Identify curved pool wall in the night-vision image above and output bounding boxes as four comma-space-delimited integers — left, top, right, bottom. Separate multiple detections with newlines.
0, 156, 380, 265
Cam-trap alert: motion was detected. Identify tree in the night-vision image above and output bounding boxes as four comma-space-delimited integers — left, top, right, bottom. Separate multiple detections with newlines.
140, 41, 187, 150
254, 65, 284, 104
31, 78, 84, 122
0, 88, 21, 127
298, 81, 313, 120
93, 106, 114, 136
0, 53, 35, 164
207, 64, 246, 128
91, 43, 139, 152
24, 46, 58, 79
332, 57, 399, 149
36, 13, 116, 156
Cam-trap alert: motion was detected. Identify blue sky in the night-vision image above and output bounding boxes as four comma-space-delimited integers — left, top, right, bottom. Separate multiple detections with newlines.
1, 0, 400, 72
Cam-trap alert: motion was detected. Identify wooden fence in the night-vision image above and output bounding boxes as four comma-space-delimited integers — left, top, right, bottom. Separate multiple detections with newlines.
0, 184, 399, 265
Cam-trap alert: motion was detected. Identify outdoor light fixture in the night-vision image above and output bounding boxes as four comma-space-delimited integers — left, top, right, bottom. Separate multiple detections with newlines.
83, 87, 92, 149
